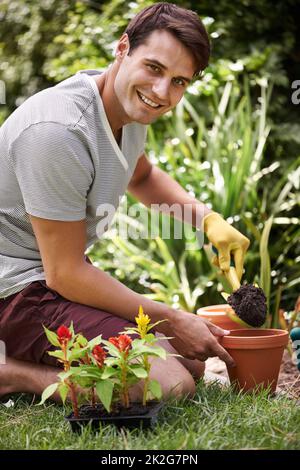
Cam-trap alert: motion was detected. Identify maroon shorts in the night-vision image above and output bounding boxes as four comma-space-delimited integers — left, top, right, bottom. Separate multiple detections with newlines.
0, 277, 137, 368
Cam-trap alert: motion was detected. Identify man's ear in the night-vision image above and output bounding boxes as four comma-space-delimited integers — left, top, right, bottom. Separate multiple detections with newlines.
115, 33, 130, 60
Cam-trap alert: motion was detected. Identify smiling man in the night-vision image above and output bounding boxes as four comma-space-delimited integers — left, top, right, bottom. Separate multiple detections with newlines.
0, 3, 249, 402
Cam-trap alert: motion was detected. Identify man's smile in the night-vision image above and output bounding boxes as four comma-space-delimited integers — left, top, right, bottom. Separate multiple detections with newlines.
136, 90, 163, 109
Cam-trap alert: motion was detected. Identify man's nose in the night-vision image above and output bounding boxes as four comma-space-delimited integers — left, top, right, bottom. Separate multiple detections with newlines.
152, 79, 170, 103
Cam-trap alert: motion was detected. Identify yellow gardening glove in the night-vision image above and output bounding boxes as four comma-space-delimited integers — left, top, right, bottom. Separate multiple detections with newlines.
202, 212, 250, 282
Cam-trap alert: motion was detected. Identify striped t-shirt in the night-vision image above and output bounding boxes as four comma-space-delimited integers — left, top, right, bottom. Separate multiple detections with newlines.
0, 69, 148, 298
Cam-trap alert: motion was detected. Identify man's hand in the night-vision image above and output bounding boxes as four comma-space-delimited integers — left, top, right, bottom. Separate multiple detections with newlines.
203, 212, 250, 281
168, 309, 235, 368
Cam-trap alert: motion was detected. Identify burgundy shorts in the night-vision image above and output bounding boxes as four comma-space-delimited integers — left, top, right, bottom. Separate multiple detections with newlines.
0, 275, 137, 368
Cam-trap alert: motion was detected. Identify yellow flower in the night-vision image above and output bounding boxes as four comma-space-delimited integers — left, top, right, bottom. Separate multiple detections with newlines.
135, 305, 151, 339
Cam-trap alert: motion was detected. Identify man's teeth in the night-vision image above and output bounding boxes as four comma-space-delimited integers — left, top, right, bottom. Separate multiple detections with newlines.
138, 91, 160, 108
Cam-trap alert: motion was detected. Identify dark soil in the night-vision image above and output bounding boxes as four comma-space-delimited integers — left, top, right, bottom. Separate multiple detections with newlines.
277, 350, 300, 400
228, 284, 267, 327
75, 402, 154, 419
66, 401, 164, 431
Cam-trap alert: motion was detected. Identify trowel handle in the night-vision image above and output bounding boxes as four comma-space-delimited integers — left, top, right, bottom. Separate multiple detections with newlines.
212, 246, 235, 267
212, 246, 241, 292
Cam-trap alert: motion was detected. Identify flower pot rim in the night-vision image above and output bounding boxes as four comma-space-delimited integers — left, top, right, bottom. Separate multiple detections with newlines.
197, 304, 230, 316
221, 328, 289, 349
197, 304, 243, 330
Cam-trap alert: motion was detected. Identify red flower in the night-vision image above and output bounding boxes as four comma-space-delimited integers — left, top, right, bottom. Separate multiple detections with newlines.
109, 334, 132, 354
108, 337, 120, 349
118, 334, 132, 352
57, 325, 72, 346
92, 345, 107, 368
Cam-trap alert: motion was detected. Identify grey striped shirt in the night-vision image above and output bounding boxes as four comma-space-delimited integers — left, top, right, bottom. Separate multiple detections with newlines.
0, 69, 147, 298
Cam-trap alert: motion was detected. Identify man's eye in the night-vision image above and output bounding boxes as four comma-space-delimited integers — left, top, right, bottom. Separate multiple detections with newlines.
147, 64, 160, 72
174, 78, 185, 86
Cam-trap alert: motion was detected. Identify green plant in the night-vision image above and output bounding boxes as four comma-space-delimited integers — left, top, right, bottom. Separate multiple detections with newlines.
40, 323, 103, 417
39, 307, 168, 416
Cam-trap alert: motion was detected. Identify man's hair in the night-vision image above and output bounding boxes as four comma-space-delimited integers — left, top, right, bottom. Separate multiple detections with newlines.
124, 2, 210, 77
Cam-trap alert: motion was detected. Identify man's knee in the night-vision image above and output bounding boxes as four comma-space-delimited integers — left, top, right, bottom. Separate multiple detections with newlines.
150, 358, 196, 399
164, 370, 196, 399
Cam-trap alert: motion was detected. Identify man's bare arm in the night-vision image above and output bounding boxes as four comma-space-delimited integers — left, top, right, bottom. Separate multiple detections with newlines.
128, 153, 211, 227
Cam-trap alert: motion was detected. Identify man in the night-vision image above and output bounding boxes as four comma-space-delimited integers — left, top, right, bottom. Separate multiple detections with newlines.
0, 3, 249, 401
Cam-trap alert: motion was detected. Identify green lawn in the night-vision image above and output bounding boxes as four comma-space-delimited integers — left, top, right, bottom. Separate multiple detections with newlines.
0, 380, 299, 450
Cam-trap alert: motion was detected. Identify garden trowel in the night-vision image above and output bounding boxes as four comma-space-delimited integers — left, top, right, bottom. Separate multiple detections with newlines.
212, 246, 267, 327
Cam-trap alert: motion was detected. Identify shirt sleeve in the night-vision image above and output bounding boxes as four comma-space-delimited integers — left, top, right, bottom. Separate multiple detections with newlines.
10, 122, 94, 221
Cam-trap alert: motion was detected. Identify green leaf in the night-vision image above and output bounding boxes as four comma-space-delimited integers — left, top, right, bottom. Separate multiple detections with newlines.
47, 350, 65, 360
43, 326, 60, 347
129, 366, 148, 378
226, 308, 251, 328
148, 346, 167, 360
101, 366, 118, 380
221, 292, 230, 301
138, 345, 167, 359
101, 339, 122, 357
69, 321, 75, 337
121, 327, 138, 336
260, 216, 273, 313
75, 334, 88, 348
58, 382, 69, 404
148, 379, 162, 400
95, 380, 114, 413
57, 370, 73, 381
88, 334, 103, 349
148, 319, 168, 331
38, 382, 59, 405
69, 347, 89, 362
128, 344, 167, 361
144, 333, 156, 343
104, 357, 119, 367
71, 365, 102, 381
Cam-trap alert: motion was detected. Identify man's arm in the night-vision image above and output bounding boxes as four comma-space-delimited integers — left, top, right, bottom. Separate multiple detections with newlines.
29, 214, 235, 366
128, 153, 211, 228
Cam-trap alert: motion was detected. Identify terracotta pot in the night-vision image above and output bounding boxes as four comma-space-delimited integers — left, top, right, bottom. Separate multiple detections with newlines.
220, 329, 289, 394
197, 304, 241, 330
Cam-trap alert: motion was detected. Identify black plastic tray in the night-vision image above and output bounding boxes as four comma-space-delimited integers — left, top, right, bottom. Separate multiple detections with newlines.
65, 401, 164, 432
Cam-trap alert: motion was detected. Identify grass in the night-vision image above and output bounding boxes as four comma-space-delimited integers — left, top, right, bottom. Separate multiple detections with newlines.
0, 380, 299, 450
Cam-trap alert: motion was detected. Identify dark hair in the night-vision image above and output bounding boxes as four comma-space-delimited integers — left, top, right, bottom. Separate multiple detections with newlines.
124, 2, 210, 76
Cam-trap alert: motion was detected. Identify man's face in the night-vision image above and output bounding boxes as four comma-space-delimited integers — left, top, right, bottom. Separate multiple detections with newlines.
113, 30, 196, 125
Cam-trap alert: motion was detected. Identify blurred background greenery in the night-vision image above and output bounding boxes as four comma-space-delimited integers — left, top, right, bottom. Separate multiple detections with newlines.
0, 0, 299, 327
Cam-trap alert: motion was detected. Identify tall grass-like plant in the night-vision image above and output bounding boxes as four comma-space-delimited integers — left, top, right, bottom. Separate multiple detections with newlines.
244, 156, 300, 327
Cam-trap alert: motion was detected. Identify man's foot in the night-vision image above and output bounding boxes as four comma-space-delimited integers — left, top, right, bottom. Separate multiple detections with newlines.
0, 357, 60, 400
